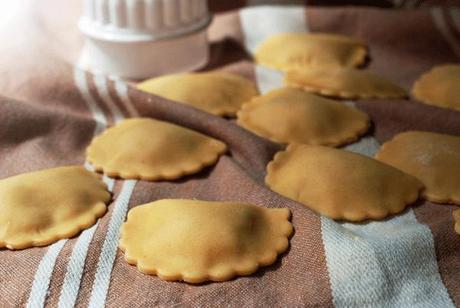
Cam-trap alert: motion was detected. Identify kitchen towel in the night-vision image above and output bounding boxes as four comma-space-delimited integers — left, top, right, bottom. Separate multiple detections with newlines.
0, 1, 459, 307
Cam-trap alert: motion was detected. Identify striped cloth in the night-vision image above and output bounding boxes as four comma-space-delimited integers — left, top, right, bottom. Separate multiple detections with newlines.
0, 1, 459, 307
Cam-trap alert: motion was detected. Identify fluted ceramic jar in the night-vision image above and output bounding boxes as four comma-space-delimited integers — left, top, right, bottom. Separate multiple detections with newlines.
78, 0, 211, 79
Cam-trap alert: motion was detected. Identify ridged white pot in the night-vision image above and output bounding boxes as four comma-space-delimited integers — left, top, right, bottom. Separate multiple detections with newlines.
78, 0, 211, 79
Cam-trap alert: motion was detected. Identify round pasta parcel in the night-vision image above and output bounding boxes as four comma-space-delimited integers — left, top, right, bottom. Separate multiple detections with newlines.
87, 118, 227, 181
412, 64, 460, 111
237, 87, 369, 146
266, 144, 423, 222
255, 33, 367, 71
376, 131, 460, 205
119, 199, 293, 283
137, 72, 258, 116
453, 209, 460, 235
0, 166, 110, 250
285, 67, 406, 99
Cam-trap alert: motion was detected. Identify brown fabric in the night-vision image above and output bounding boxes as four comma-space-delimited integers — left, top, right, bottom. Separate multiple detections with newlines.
1, 1, 460, 307
308, 6, 460, 304
103, 160, 332, 307
207, 0, 395, 13
402, 0, 460, 8
307, 7, 457, 88
207, 0, 460, 13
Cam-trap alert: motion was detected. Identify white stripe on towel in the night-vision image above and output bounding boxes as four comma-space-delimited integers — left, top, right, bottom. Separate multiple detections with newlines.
86, 79, 138, 308
57, 72, 132, 308
344, 135, 381, 157
112, 78, 140, 117
84, 162, 114, 191
240, 5, 307, 54
57, 223, 98, 308
74, 69, 108, 135
432, 7, 460, 58
240, 6, 453, 308
254, 65, 284, 95
26, 68, 112, 308
87, 179, 137, 308
240, 5, 306, 95
321, 211, 453, 307
327, 127, 452, 307
449, 8, 460, 33
27, 240, 67, 308
93, 74, 125, 123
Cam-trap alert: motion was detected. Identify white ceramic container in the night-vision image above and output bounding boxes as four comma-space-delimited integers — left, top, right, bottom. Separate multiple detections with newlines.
78, 0, 211, 79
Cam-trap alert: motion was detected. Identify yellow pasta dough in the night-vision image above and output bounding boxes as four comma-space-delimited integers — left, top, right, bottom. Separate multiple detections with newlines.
0, 166, 110, 250
137, 72, 259, 116
119, 199, 293, 283
86, 118, 227, 181
254, 33, 367, 71
412, 64, 460, 110
375, 131, 460, 205
285, 67, 407, 99
454, 209, 460, 235
237, 87, 369, 146
266, 144, 423, 222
